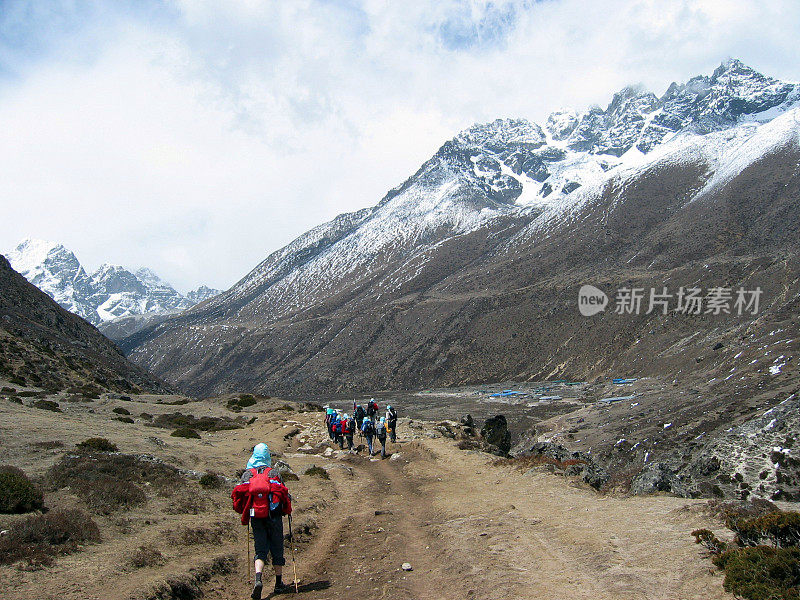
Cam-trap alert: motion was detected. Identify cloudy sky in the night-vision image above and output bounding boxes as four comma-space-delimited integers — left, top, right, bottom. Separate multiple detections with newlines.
1, 0, 798, 292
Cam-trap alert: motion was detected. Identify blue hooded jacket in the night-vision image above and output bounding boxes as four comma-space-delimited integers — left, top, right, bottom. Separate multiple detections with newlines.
246, 442, 272, 470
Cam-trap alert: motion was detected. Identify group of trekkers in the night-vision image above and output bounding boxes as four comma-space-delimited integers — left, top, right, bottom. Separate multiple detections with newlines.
324, 398, 399, 458
232, 400, 402, 598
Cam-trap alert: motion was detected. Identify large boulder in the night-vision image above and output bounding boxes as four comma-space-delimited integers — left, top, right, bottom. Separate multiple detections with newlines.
630, 462, 693, 497
480, 415, 511, 456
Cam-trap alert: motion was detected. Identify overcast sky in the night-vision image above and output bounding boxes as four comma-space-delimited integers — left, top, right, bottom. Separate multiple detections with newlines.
1, 0, 798, 293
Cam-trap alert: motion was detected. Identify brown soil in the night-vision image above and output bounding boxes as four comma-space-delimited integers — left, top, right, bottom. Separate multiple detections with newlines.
1, 390, 734, 600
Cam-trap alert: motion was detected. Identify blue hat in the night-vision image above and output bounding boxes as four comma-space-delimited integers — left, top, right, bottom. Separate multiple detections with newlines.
246, 442, 271, 470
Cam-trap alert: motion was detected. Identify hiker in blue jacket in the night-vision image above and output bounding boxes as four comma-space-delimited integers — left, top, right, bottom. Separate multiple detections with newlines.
325, 407, 335, 439
361, 416, 375, 455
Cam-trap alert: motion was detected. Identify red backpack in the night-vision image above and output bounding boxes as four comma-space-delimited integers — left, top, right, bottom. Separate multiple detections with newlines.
243, 467, 292, 519
342, 419, 353, 435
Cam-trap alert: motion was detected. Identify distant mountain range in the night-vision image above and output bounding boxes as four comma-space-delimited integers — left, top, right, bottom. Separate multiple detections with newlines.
5, 238, 221, 331
0, 254, 169, 393
120, 59, 799, 400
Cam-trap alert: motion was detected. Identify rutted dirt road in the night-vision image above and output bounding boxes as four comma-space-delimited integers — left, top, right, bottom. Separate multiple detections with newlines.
212, 421, 732, 600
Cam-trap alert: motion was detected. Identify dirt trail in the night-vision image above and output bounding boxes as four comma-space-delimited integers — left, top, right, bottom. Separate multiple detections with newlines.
213, 434, 732, 600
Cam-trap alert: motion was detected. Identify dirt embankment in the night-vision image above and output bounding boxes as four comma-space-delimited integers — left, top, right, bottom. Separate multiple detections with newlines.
0, 390, 736, 600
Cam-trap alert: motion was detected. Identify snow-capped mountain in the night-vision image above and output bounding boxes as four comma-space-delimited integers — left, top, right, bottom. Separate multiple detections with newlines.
5, 239, 219, 327
186, 285, 222, 304
123, 59, 799, 399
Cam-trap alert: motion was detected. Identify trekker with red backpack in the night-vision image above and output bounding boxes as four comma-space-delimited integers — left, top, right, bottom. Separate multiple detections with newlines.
341, 413, 355, 450
366, 398, 379, 420
332, 412, 344, 449
231, 443, 294, 597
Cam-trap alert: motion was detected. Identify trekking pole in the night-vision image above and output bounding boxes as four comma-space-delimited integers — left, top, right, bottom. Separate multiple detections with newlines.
288, 514, 299, 593
246, 520, 251, 584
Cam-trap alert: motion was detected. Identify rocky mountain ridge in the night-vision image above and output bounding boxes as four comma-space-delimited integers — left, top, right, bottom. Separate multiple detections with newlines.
6, 238, 221, 329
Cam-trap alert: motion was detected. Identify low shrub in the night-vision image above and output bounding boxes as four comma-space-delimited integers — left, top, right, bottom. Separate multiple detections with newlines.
8, 375, 26, 386
32, 399, 61, 412
691, 528, 729, 554
77, 438, 118, 452
162, 397, 191, 405
1, 386, 15, 393
130, 544, 165, 569
155, 412, 242, 432
304, 465, 330, 480
116, 416, 135, 424
730, 511, 800, 548
49, 452, 182, 513
171, 427, 201, 439
140, 412, 153, 420
112, 407, 131, 415
78, 475, 146, 514
0, 508, 100, 566
712, 546, 800, 600
237, 394, 256, 407
199, 473, 223, 489
694, 506, 800, 600
0, 466, 44, 513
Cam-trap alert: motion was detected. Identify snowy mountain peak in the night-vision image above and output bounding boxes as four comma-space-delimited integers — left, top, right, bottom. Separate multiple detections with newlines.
545, 109, 580, 141
5, 239, 218, 326
454, 118, 547, 151
186, 285, 222, 304
134, 267, 165, 288
8, 238, 80, 275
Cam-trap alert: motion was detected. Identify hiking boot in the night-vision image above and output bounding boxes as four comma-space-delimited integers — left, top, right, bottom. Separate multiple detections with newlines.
250, 580, 263, 600
273, 581, 293, 594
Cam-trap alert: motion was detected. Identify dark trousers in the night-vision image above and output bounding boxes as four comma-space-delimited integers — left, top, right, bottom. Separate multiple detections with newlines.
378, 436, 387, 457
250, 516, 285, 566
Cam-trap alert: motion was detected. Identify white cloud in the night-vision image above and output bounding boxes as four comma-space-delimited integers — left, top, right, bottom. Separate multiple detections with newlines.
0, 0, 798, 292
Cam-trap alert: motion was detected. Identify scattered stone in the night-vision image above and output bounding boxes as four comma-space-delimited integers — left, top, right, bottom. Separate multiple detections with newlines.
297, 444, 315, 453
389, 453, 402, 461
283, 428, 300, 440
401, 563, 413, 571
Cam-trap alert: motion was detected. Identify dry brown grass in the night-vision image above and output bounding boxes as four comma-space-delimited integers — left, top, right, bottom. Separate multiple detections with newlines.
0, 509, 100, 568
